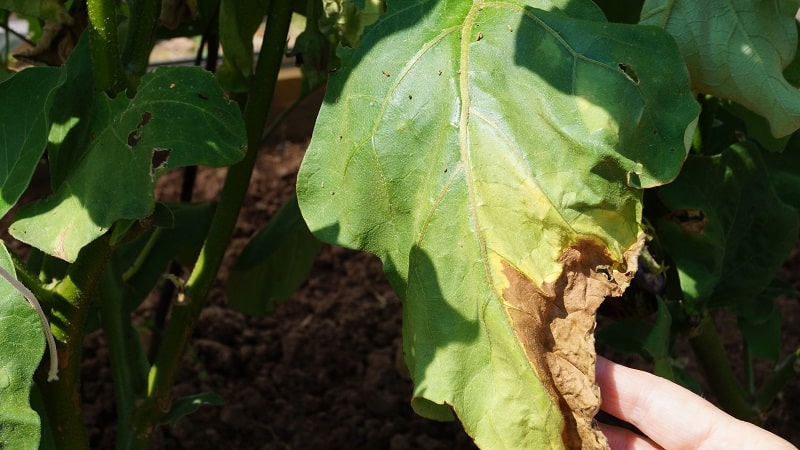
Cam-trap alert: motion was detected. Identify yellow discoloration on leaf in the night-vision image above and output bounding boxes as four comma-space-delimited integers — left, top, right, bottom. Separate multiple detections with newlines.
498, 236, 642, 449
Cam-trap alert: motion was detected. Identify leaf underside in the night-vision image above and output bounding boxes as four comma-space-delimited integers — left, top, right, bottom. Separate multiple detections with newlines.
298, 0, 698, 448
641, 0, 800, 138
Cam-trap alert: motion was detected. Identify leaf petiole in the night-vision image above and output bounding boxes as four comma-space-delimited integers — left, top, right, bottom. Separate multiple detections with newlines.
0, 264, 59, 381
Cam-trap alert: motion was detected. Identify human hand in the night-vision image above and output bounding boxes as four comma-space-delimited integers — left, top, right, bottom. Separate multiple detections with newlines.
595, 356, 797, 450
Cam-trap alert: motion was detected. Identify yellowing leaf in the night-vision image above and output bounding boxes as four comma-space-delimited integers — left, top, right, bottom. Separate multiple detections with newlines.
641, 0, 800, 137
298, 0, 698, 447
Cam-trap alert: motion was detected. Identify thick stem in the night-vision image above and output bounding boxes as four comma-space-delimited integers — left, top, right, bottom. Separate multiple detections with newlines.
120, 0, 160, 90
35, 235, 113, 450
689, 314, 759, 423
86, 0, 125, 93
132, 0, 294, 437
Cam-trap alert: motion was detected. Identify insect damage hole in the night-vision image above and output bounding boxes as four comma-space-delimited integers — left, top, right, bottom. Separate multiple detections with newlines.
618, 63, 639, 85
150, 147, 172, 180
127, 111, 153, 147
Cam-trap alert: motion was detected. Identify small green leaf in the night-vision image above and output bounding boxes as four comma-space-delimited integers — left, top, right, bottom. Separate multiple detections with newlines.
655, 142, 799, 308
641, 0, 800, 137
228, 194, 322, 316
160, 392, 223, 426
216, 0, 269, 92
0, 242, 45, 450
10, 67, 246, 262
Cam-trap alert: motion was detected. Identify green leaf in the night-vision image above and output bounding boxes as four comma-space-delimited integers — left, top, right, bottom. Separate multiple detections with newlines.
160, 392, 223, 426
655, 142, 800, 309
227, 194, 322, 316
641, 0, 800, 137
762, 133, 800, 213
10, 67, 247, 262
596, 297, 673, 371
46, 33, 96, 189
0, 66, 62, 218
738, 302, 782, 362
115, 202, 214, 312
0, 0, 68, 21
297, 0, 698, 447
216, 0, 269, 92
0, 242, 45, 450
724, 102, 791, 153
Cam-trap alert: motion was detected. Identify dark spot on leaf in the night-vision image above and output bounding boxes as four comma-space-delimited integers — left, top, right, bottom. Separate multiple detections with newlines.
382, 70, 391, 77
437, 69, 442, 76
197, 92, 209, 100
476, 32, 483, 41
330, 191, 335, 196
668, 208, 707, 234
507, 25, 513, 32
618, 63, 639, 84
408, 94, 413, 100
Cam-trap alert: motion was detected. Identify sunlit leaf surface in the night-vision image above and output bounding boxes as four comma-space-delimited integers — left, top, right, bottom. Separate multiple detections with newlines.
297, 0, 698, 447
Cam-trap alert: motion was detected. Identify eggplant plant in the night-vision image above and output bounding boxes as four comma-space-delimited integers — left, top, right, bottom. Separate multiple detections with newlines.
0, 0, 798, 449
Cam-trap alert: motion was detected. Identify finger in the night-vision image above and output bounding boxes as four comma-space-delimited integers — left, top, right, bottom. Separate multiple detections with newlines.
597, 423, 662, 450
596, 357, 797, 450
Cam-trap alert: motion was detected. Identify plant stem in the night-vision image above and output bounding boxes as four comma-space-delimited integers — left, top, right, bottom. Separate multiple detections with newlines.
86, 0, 125, 93
688, 314, 759, 423
98, 262, 150, 449
120, 0, 160, 90
35, 235, 113, 450
133, 0, 294, 437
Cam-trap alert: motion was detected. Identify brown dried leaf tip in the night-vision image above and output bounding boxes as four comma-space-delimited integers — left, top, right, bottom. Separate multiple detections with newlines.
501, 236, 642, 449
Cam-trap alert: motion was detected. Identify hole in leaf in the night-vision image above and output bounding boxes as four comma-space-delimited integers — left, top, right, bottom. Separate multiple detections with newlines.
667, 208, 707, 234
618, 63, 639, 85
151, 147, 171, 179
127, 131, 141, 147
